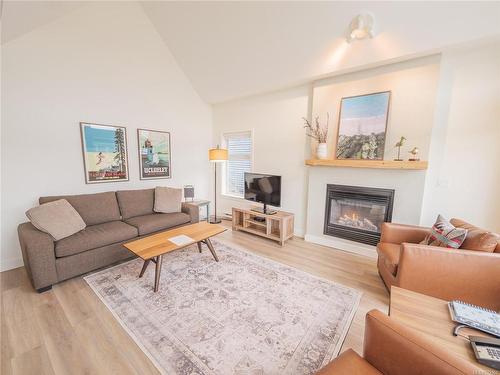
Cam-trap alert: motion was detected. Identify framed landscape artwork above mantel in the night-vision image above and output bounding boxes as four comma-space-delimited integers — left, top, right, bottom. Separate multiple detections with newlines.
335, 91, 391, 160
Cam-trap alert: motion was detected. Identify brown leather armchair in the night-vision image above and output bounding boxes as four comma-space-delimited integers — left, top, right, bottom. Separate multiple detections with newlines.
377, 219, 500, 310
317, 309, 476, 375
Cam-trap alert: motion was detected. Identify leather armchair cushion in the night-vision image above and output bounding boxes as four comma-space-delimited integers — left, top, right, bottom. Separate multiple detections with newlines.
126, 212, 190, 235
376, 242, 400, 275
55, 221, 138, 257
451, 218, 499, 253
461, 230, 499, 252
315, 349, 382, 375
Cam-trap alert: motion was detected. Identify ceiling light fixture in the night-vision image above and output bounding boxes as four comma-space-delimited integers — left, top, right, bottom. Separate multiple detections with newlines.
347, 13, 375, 43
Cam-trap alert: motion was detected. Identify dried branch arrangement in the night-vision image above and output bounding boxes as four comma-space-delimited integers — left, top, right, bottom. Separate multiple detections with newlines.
303, 113, 329, 143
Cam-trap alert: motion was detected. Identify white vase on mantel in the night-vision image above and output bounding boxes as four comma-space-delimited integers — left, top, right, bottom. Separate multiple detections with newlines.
316, 143, 328, 160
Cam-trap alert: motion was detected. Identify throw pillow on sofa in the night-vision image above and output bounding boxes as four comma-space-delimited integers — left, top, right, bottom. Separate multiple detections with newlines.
154, 187, 182, 213
421, 214, 467, 249
26, 199, 86, 241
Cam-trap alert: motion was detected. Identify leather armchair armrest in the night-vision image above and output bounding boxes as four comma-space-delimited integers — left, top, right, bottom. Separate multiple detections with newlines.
396, 243, 500, 310
379, 222, 429, 244
181, 202, 199, 223
364, 309, 476, 374
315, 349, 378, 374
17, 222, 58, 290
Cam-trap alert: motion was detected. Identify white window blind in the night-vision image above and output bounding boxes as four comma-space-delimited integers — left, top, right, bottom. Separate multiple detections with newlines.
223, 131, 252, 197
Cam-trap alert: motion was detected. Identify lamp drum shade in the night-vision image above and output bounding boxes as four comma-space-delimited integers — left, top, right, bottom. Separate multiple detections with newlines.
209, 148, 228, 162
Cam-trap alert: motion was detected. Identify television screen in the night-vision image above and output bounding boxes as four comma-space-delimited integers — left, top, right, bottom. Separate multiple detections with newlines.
244, 173, 281, 207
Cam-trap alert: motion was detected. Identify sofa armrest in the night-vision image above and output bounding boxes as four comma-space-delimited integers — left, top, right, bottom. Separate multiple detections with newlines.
181, 202, 199, 223
17, 222, 58, 290
363, 309, 476, 374
396, 243, 500, 310
380, 223, 429, 244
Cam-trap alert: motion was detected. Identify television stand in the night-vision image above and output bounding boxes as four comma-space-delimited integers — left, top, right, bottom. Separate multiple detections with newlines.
232, 207, 294, 246
250, 205, 277, 215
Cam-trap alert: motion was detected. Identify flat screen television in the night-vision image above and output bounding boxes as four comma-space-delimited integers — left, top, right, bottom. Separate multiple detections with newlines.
244, 172, 281, 214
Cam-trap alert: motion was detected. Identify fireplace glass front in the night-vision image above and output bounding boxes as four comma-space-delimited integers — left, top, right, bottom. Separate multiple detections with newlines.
329, 198, 386, 233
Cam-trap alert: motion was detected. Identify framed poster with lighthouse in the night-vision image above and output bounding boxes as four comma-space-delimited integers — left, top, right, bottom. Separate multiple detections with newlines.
137, 128, 171, 180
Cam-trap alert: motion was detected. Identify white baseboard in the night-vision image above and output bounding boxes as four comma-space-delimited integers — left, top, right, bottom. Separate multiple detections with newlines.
304, 234, 377, 259
1, 257, 24, 272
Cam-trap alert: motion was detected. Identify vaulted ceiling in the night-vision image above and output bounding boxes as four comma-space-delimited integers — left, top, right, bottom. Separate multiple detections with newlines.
1, 1, 86, 44
3, 1, 500, 104
141, 1, 500, 103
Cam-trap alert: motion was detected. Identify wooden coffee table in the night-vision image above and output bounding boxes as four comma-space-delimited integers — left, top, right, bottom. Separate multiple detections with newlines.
123, 221, 226, 292
390, 286, 492, 372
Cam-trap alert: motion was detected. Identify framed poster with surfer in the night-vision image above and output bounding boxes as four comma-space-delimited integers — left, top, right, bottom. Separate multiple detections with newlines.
80, 122, 129, 184
137, 128, 171, 180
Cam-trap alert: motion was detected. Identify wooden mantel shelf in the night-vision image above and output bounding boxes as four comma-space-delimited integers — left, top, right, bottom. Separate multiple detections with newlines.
305, 159, 428, 170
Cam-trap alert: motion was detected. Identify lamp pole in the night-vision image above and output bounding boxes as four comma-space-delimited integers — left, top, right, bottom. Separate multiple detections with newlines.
208, 145, 227, 224
212, 161, 219, 223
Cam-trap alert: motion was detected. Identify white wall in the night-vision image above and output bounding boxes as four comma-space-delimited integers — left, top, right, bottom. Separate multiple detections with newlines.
312, 56, 440, 160
1, 2, 212, 271
213, 86, 311, 236
305, 58, 440, 255
421, 41, 500, 231
212, 42, 500, 254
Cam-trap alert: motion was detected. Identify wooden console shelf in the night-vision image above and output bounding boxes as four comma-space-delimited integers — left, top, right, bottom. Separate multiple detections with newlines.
305, 159, 428, 170
232, 207, 294, 246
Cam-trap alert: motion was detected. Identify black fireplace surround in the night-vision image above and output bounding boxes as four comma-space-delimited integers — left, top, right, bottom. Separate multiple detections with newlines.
324, 184, 395, 246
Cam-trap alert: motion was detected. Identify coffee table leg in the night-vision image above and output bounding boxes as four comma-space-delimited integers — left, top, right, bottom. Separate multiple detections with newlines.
139, 259, 150, 278
197, 242, 202, 253
154, 255, 163, 292
205, 238, 219, 262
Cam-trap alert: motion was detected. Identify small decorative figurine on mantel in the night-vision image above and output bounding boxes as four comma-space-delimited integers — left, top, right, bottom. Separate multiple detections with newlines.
394, 136, 406, 161
408, 147, 420, 161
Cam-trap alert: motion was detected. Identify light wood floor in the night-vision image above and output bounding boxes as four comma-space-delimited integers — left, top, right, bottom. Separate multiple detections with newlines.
1, 223, 389, 375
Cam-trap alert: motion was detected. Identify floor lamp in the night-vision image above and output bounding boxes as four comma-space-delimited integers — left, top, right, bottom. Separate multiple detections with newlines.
208, 146, 228, 224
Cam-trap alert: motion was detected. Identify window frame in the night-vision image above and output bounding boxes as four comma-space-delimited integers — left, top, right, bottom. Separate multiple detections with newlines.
221, 129, 254, 199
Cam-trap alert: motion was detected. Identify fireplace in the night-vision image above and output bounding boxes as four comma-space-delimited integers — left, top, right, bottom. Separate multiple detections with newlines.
324, 184, 395, 245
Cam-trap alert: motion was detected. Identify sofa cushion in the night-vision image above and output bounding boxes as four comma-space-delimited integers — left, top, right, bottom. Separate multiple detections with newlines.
154, 187, 182, 213
450, 218, 499, 253
26, 199, 86, 241
39, 191, 121, 226
55, 221, 138, 257
116, 189, 154, 219
377, 242, 401, 276
125, 213, 190, 236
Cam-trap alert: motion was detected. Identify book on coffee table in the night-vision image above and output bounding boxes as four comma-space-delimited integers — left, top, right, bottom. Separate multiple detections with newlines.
448, 300, 500, 337
168, 235, 195, 246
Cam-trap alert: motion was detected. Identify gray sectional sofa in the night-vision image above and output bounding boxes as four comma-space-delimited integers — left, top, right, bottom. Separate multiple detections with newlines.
18, 188, 199, 292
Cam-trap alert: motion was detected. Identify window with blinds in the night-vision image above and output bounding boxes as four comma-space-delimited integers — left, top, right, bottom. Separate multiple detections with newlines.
223, 131, 253, 197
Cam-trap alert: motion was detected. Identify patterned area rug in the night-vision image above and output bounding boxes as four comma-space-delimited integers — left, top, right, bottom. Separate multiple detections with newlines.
84, 240, 361, 375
